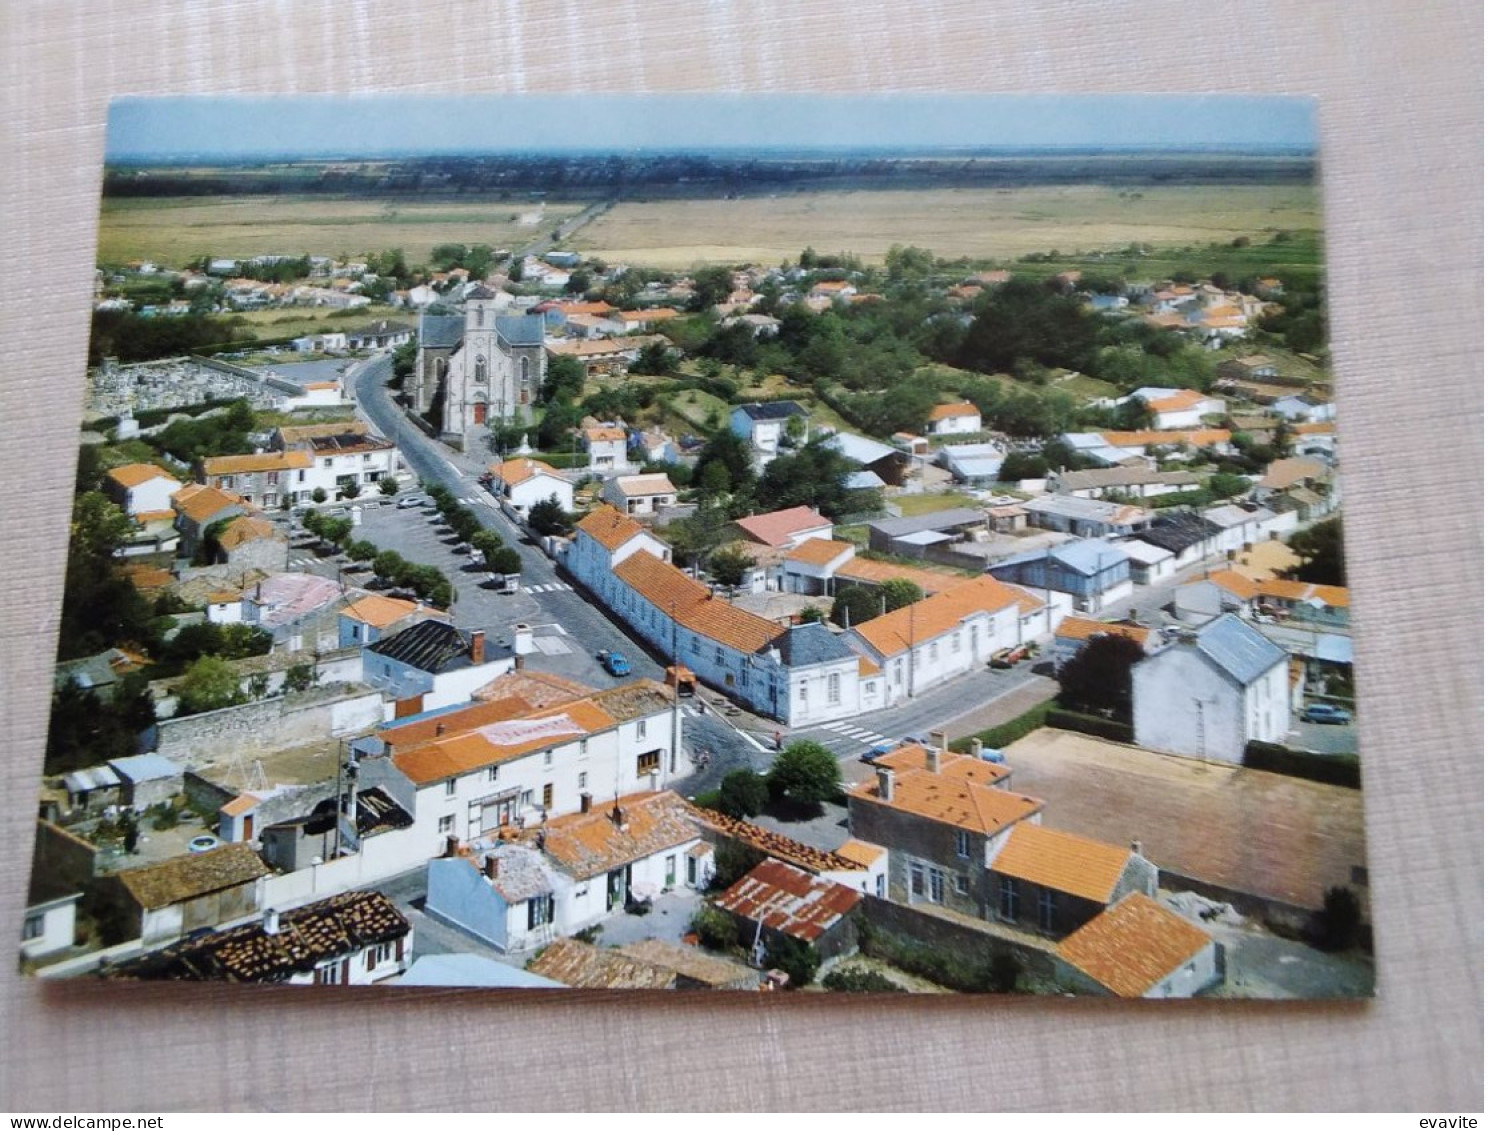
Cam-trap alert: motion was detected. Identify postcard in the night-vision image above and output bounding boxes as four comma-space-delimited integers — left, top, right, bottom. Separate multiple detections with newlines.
23, 94, 1369, 998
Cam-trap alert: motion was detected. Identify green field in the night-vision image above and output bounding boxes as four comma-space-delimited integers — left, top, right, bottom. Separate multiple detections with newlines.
96, 196, 587, 268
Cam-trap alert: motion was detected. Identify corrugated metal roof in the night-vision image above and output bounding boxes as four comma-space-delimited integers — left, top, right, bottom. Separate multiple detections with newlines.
108, 753, 180, 783
713, 859, 862, 943
367, 620, 471, 674
1195, 614, 1286, 685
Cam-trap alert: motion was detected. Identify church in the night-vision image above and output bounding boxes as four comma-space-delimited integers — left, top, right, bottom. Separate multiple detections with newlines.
411, 284, 547, 442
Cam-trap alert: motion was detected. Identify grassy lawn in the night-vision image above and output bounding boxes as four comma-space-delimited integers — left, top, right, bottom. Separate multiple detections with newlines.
209, 303, 409, 344
892, 491, 981, 516
667, 387, 730, 430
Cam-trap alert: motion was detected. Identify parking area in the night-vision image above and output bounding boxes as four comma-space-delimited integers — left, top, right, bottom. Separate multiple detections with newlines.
1288, 713, 1359, 756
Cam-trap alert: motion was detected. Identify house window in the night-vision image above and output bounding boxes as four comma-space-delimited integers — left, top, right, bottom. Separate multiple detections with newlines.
636, 719, 647, 740
909, 863, 925, 898
686, 854, 698, 887
315, 964, 340, 985
951, 631, 961, 653
267, 471, 279, 485
865, 681, 875, 695
542, 783, 553, 811
438, 815, 454, 835
954, 874, 970, 896
930, 641, 939, 663
798, 682, 808, 704
955, 830, 971, 858
665, 855, 677, 888
544, 750, 553, 766
444, 779, 457, 797
487, 766, 499, 782
999, 877, 1019, 921
298, 470, 306, 483
475, 357, 488, 384
928, 868, 946, 904
366, 941, 394, 970
526, 893, 554, 930
637, 750, 660, 775
827, 673, 841, 705
22, 914, 43, 941
322, 458, 333, 468
1038, 888, 1056, 932
876, 874, 886, 898
579, 739, 589, 758
578, 772, 587, 790
520, 789, 534, 808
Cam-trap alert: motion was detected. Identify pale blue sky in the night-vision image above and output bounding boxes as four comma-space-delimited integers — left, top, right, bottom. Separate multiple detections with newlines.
107, 94, 1315, 160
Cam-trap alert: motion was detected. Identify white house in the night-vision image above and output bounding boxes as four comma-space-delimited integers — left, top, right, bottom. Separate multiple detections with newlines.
1273, 395, 1336, 423
492, 457, 575, 516
582, 425, 632, 473
1113, 539, 1176, 586
1130, 388, 1226, 430
21, 878, 81, 963
775, 538, 857, 595
1023, 494, 1152, 539
601, 473, 678, 517
1132, 614, 1290, 764
729, 401, 808, 463
361, 621, 515, 717
848, 576, 1035, 708
732, 505, 834, 550
103, 463, 182, 517
338, 594, 448, 650
1201, 503, 1296, 555
925, 401, 983, 435
1172, 570, 1261, 623
424, 790, 703, 954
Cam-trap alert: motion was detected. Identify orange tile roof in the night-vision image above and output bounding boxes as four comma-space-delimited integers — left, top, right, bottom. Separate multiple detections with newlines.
173, 485, 248, 525
576, 504, 650, 552
341, 594, 428, 629
220, 793, 261, 818
393, 700, 616, 786
1292, 421, 1336, 435
1260, 457, 1328, 489
201, 451, 313, 476
124, 565, 173, 591
811, 280, 853, 293
1203, 570, 1262, 601
1055, 893, 1212, 998
583, 425, 627, 443
205, 589, 242, 604
107, 463, 179, 489
1144, 390, 1206, 413
548, 339, 636, 358
833, 839, 888, 868
857, 655, 881, 678
1101, 429, 1232, 449
302, 381, 339, 391
617, 308, 680, 323
732, 506, 831, 548
928, 401, 981, 421
834, 556, 970, 596
853, 575, 1026, 658
133, 509, 178, 524
216, 516, 281, 550
692, 808, 866, 874
379, 696, 536, 752
536, 789, 698, 879
1257, 578, 1350, 609
1230, 540, 1302, 582
473, 670, 595, 710
493, 457, 562, 487
990, 823, 1134, 903
852, 765, 1041, 835
870, 743, 1011, 788
783, 538, 856, 567
1055, 617, 1151, 647
613, 551, 782, 655
557, 300, 618, 316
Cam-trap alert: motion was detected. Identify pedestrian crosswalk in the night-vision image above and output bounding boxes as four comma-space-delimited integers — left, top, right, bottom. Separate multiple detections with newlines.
814, 720, 893, 746
522, 582, 574, 595
288, 556, 319, 570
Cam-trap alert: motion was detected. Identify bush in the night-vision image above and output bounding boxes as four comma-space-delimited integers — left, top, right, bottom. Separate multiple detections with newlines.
766, 740, 842, 808
717, 770, 769, 819
859, 929, 1024, 993
1244, 741, 1361, 789
822, 967, 906, 993
950, 700, 1053, 754
1045, 707, 1134, 744
710, 840, 765, 891
690, 905, 740, 952
378, 477, 399, 497
310, 487, 327, 504
764, 934, 820, 989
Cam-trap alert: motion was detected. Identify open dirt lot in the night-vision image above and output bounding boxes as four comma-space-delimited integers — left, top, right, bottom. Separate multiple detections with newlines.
571, 184, 1320, 268
1001, 728, 1366, 912
97, 196, 588, 267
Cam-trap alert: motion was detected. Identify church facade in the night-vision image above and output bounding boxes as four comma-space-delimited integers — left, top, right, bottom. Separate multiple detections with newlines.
411, 285, 546, 441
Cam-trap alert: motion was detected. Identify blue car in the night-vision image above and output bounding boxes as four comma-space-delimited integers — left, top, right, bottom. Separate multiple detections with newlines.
1301, 704, 1352, 725
597, 650, 631, 677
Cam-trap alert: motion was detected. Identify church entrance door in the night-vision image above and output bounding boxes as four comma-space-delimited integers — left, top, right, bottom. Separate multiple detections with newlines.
473, 401, 487, 425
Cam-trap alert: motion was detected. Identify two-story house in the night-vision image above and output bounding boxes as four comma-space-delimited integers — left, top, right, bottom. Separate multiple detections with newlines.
989, 539, 1133, 615
492, 457, 575, 516
104, 463, 182, 516
582, 425, 632, 473
729, 401, 808, 464
198, 451, 314, 509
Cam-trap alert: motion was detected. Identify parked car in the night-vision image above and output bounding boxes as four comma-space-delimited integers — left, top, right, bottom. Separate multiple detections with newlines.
1301, 704, 1352, 725
860, 742, 896, 764
396, 494, 427, 509
597, 650, 631, 677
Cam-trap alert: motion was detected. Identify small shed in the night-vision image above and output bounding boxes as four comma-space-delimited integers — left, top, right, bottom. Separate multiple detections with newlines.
61, 764, 123, 814
108, 753, 183, 811
714, 858, 862, 966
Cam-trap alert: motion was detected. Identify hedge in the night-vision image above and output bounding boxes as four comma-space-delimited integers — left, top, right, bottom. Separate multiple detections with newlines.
1045, 708, 1135, 744
949, 699, 1053, 755
1244, 741, 1361, 789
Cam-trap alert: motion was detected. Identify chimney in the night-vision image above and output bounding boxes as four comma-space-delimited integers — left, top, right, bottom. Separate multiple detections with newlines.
876, 768, 895, 802
969, 738, 984, 760
1130, 839, 1143, 858
263, 908, 280, 936
435, 722, 446, 736
469, 630, 486, 665
926, 730, 946, 773
610, 804, 627, 828
483, 854, 499, 880
580, 792, 592, 815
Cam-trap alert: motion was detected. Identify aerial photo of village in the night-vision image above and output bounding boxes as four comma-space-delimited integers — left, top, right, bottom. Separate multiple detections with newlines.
22, 95, 1371, 998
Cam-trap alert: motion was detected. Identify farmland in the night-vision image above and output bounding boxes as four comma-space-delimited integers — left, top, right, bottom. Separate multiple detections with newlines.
95, 196, 587, 268
566, 183, 1321, 269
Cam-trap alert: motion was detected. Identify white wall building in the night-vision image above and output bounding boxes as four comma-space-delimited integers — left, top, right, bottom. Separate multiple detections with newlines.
103, 464, 182, 517
492, 457, 575, 516
925, 402, 983, 435
602, 473, 678, 516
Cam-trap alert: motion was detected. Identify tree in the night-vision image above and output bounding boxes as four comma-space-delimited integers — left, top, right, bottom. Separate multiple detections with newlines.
797, 604, 827, 624
339, 481, 362, 501
536, 400, 581, 451
542, 355, 585, 405
1056, 633, 1146, 721
767, 740, 842, 809
692, 428, 756, 497
528, 496, 573, 537
690, 905, 740, 951
763, 933, 820, 988
878, 578, 923, 614
717, 769, 769, 819
175, 655, 247, 717
708, 544, 754, 589
44, 675, 155, 775
563, 270, 593, 295
1286, 516, 1346, 586
282, 662, 317, 694
488, 547, 522, 575
378, 477, 399, 497
689, 265, 734, 311
998, 450, 1049, 481
310, 487, 328, 504
831, 585, 883, 629
630, 340, 674, 376
756, 435, 861, 520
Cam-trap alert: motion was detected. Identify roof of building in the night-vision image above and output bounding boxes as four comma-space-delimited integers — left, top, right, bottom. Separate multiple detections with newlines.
869, 743, 1011, 787
583, 424, 628, 443
107, 463, 180, 489
418, 312, 466, 349
834, 556, 971, 597
548, 339, 638, 359
928, 401, 981, 421
1200, 570, 1262, 600
107, 753, 180, 784
536, 790, 699, 881
124, 565, 175, 591
616, 939, 759, 988
1260, 457, 1328, 490
380, 695, 538, 751
609, 473, 677, 497
824, 431, 902, 467
1140, 389, 1209, 413
713, 859, 862, 944
275, 420, 370, 445
1186, 613, 1287, 685
392, 699, 615, 786
1135, 513, 1223, 554
201, 451, 313, 476
107, 891, 408, 983
216, 516, 283, 550
173, 485, 248, 525
494, 457, 564, 487
1231, 539, 1302, 581
575, 504, 652, 552
733, 401, 808, 422
1256, 578, 1350, 609
366, 619, 478, 674
1023, 494, 1151, 525
852, 575, 1027, 659
114, 843, 270, 910
341, 593, 432, 629
527, 938, 677, 990
692, 810, 868, 875
306, 431, 393, 455
833, 839, 888, 869
1113, 540, 1174, 566
493, 314, 546, 346
733, 506, 832, 548
990, 822, 1136, 904
1202, 503, 1275, 530
851, 761, 1043, 836
473, 669, 595, 710
867, 508, 987, 538
1055, 892, 1213, 997
586, 680, 675, 723
1055, 617, 1151, 647
245, 573, 343, 628
767, 622, 856, 667
783, 538, 856, 567
994, 538, 1132, 580
1101, 429, 1231, 449
616, 307, 681, 323
613, 551, 782, 655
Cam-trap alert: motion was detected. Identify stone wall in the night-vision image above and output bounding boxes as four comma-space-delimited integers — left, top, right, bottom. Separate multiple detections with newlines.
152, 687, 384, 768
858, 892, 1061, 992
31, 820, 99, 893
